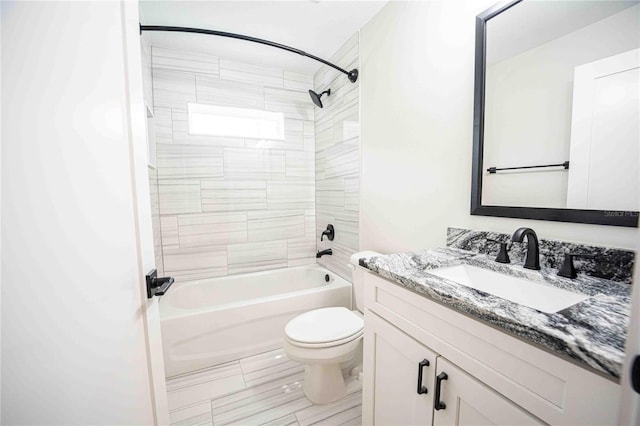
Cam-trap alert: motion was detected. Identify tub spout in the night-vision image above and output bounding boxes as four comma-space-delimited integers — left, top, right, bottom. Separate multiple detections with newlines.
316, 248, 332, 258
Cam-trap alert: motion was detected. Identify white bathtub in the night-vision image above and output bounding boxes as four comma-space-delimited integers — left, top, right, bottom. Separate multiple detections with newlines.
160, 265, 352, 377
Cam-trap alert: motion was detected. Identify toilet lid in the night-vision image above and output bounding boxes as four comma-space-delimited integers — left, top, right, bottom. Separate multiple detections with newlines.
285, 307, 364, 345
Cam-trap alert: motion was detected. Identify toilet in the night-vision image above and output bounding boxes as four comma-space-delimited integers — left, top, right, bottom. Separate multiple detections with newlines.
284, 251, 380, 404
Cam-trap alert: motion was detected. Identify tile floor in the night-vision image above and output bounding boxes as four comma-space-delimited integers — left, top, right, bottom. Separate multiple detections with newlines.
166, 348, 363, 426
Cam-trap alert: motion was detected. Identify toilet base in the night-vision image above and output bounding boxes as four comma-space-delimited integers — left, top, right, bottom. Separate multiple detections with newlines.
283, 330, 363, 405
302, 364, 346, 404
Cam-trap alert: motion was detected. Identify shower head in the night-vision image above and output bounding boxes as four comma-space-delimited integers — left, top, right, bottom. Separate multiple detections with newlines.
309, 88, 331, 108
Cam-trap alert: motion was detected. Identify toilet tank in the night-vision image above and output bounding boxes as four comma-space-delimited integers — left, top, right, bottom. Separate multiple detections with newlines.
349, 251, 381, 313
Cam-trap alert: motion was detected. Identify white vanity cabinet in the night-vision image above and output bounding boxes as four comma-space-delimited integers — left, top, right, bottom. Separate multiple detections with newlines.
364, 311, 542, 426
363, 310, 436, 426
432, 358, 542, 426
362, 272, 621, 426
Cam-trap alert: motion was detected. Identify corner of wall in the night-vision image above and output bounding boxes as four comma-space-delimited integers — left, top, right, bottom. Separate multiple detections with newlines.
313, 31, 361, 282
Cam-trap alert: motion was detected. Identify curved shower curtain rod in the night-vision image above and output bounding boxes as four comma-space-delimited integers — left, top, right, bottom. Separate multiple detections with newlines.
139, 25, 359, 83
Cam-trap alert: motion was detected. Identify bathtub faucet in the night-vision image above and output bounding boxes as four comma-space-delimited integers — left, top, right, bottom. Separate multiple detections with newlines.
316, 248, 332, 258
321, 224, 335, 241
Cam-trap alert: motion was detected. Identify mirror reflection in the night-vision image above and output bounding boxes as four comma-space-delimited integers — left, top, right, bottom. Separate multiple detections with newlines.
482, 0, 639, 212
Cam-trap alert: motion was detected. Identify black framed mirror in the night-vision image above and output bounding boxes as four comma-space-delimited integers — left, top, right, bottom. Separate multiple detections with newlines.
471, 0, 639, 227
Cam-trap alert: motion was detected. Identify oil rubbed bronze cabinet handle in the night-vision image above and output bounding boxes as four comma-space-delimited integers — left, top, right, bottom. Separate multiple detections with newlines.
434, 372, 448, 410
416, 359, 430, 395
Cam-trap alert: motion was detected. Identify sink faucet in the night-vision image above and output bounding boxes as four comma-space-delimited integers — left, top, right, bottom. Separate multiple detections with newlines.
511, 227, 540, 270
486, 238, 510, 264
316, 248, 332, 258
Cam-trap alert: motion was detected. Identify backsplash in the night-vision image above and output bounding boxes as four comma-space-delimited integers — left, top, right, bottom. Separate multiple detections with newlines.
447, 227, 635, 284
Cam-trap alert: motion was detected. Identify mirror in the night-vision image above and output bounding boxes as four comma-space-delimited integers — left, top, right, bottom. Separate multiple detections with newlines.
471, 0, 639, 227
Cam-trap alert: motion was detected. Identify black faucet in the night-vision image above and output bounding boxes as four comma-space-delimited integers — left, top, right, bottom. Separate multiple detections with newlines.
321, 224, 335, 241
486, 238, 510, 264
511, 227, 540, 270
557, 252, 595, 279
316, 248, 332, 258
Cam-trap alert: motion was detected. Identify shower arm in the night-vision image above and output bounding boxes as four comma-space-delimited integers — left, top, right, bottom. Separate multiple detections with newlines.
139, 25, 359, 83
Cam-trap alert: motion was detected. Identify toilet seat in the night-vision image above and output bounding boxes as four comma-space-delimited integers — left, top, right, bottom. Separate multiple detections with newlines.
287, 329, 364, 348
285, 307, 364, 348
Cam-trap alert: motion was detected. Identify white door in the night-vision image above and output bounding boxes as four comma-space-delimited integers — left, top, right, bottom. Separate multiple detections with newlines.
122, 1, 170, 424
2, 0, 168, 423
363, 311, 437, 426
432, 358, 543, 426
566, 49, 639, 212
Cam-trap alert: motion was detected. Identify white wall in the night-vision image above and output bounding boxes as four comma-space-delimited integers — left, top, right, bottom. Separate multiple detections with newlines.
360, 0, 638, 254
1, 1, 155, 423
483, 5, 639, 208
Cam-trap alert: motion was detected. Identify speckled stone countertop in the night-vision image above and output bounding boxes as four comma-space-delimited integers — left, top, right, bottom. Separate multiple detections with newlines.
360, 247, 632, 379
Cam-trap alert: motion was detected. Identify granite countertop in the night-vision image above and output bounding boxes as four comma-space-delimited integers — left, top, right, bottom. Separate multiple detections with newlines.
360, 247, 632, 379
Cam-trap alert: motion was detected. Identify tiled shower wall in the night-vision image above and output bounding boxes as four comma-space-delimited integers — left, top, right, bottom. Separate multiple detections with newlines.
150, 47, 317, 283
141, 35, 165, 277
314, 33, 360, 281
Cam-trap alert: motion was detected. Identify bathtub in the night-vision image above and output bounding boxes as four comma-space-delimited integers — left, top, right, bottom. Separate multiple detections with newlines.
160, 264, 352, 377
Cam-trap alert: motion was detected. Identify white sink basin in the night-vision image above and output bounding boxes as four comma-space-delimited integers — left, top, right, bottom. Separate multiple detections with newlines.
428, 264, 589, 314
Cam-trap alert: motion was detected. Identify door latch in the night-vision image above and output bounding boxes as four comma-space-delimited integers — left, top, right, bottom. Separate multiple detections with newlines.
146, 269, 174, 299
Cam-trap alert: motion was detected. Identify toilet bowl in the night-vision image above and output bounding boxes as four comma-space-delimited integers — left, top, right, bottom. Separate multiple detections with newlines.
283, 251, 380, 404
284, 307, 363, 404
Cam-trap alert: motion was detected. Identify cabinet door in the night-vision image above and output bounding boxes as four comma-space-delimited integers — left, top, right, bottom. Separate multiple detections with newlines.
433, 358, 543, 426
363, 311, 437, 426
